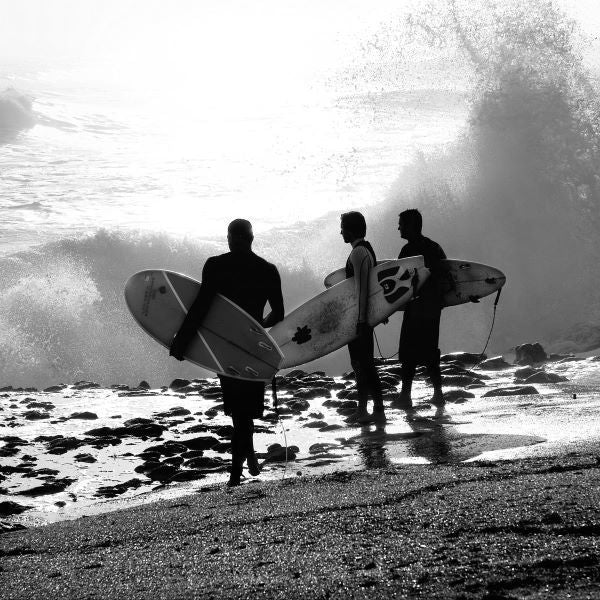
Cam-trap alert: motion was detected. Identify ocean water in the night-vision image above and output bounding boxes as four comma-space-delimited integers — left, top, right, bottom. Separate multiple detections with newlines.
1, 0, 599, 388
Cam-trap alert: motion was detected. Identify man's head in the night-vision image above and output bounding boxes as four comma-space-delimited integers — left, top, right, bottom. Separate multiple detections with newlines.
398, 209, 422, 241
227, 218, 253, 251
340, 211, 366, 244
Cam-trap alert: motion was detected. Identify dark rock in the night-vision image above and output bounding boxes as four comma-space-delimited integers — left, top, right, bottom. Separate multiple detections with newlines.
482, 386, 540, 397
68, 411, 98, 420
517, 371, 568, 384
111, 384, 130, 391
155, 406, 191, 418
264, 443, 297, 462
95, 478, 143, 498
26, 401, 55, 410
72, 381, 101, 390
441, 352, 485, 365
44, 384, 67, 392
337, 389, 358, 400
302, 421, 329, 429
183, 423, 209, 434
210, 425, 234, 438
134, 461, 161, 474
180, 435, 220, 451
285, 369, 308, 379
147, 464, 180, 482
138, 381, 151, 389
1, 521, 27, 533
123, 417, 155, 427
183, 456, 227, 470
319, 424, 344, 432
168, 378, 191, 391
0, 500, 32, 516
478, 356, 512, 370
515, 342, 547, 365
24, 410, 50, 420
17, 477, 76, 496
309, 412, 324, 419
341, 371, 356, 381
180, 450, 204, 459
286, 399, 310, 412
74, 453, 97, 463
46, 436, 86, 454
322, 399, 343, 408
295, 387, 330, 400
204, 408, 219, 417
443, 389, 475, 402
163, 456, 185, 466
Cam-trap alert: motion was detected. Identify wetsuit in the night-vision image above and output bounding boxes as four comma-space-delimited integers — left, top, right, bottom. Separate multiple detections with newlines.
170, 249, 284, 476
346, 239, 383, 414
398, 235, 446, 392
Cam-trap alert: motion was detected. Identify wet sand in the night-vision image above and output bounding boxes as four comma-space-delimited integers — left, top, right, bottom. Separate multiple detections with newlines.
2, 450, 600, 599
1, 351, 600, 597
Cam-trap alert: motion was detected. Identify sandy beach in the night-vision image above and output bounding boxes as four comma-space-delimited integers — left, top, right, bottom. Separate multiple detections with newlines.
2, 349, 600, 597
2, 451, 600, 599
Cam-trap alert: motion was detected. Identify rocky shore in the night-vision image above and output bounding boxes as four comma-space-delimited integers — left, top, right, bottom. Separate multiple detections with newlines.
1, 343, 600, 596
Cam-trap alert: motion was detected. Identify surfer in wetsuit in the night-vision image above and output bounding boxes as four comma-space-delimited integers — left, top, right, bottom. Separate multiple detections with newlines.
169, 219, 284, 487
341, 211, 385, 424
395, 209, 446, 408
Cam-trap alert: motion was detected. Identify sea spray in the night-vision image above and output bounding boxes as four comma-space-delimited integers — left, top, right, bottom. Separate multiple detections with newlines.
372, 0, 600, 350
0, 229, 325, 388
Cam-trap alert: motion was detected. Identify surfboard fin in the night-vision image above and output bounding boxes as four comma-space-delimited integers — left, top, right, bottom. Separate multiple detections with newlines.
469, 295, 480, 303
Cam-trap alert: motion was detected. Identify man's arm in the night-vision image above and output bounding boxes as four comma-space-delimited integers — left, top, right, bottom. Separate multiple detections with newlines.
169, 258, 217, 360
263, 265, 284, 328
350, 246, 371, 329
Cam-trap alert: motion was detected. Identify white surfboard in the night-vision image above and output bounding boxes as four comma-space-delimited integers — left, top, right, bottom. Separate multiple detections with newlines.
269, 256, 429, 369
124, 270, 283, 381
324, 259, 506, 307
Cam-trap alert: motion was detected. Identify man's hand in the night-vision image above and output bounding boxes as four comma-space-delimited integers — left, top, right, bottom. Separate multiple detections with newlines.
356, 322, 372, 338
169, 333, 187, 361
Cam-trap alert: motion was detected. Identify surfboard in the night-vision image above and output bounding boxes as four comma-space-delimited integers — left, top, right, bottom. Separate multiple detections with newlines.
324, 259, 506, 307
124, 270, 283, 381
269, 256, 429, 369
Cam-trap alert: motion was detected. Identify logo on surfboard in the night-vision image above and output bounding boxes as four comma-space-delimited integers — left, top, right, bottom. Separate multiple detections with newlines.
292, 326, 312, 344
377, 266, 410, 304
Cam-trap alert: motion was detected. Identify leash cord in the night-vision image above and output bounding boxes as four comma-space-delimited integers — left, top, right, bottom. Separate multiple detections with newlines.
271, 377, 288, 483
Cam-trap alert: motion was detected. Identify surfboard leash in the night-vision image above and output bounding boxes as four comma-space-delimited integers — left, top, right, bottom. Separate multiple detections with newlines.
466, 287, 502, 374
271, 377, 289, 483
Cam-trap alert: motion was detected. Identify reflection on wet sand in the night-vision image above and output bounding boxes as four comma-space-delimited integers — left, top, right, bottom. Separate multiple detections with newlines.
345, 404, 546, 466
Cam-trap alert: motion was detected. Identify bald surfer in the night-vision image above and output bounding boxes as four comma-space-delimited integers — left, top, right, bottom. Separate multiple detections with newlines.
395, 209, 446, 408
341, 211, 385, 424
169, 219, 285, 486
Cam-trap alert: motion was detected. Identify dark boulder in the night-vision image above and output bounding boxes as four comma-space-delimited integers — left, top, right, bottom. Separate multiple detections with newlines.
478, 356, 512, 370
515, 342, 547, 365
482, 386, 539, 397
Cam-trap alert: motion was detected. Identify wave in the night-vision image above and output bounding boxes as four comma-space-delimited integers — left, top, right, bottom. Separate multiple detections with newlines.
0, 88, 36, 140
0, 230, 326, 388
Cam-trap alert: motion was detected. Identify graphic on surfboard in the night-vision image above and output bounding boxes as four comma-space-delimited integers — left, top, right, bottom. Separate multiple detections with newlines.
124, 270, 283, 381
269, 256, 429, 369
324, 259, 506, 307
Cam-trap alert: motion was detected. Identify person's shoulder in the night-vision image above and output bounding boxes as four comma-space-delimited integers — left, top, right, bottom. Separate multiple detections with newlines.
350, 244, 370, 258
422, 236, 446, 257
252, 252, 279, 273
207, 253, 230, 266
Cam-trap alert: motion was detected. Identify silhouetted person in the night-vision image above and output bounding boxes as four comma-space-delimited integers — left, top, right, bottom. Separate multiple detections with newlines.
169, 219, 284, 486
341, 211, 385, 424
395, 209, 446, 407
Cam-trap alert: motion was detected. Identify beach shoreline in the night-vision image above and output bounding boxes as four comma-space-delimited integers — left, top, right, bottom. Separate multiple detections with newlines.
2, 449, 600, 599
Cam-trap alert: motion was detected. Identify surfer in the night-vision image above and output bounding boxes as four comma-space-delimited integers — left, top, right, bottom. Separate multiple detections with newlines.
169, 219, 285, 487
395, 209, 446, 408
340, 211, 385, 424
